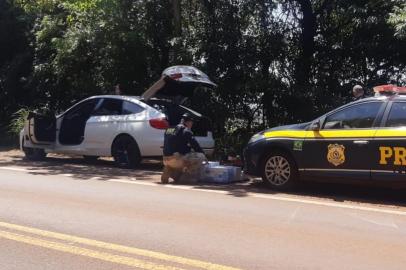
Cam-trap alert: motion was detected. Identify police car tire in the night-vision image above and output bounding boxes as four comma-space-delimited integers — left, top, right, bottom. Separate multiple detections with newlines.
111, 135, 141, 169
261, 151, 298, 190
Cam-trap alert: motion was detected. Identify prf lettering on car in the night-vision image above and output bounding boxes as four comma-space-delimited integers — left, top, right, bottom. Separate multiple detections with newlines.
379, 146, 406, 165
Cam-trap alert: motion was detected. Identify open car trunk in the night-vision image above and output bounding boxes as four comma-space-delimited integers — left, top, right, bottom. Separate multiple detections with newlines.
144, 99, 212, 136
141, 66, 216, 102
141, 66, 216, 136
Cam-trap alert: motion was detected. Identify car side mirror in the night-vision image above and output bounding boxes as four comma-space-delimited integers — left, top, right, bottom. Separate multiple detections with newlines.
310, 120, 321, 131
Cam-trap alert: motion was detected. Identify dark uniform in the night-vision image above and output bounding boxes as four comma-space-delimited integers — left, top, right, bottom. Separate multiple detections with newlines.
161, 115, 205, 184
163, 124, 203, 156
352, 94, 366, 102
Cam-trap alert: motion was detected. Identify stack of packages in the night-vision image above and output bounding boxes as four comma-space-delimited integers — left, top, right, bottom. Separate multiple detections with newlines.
200, 162, 244, 183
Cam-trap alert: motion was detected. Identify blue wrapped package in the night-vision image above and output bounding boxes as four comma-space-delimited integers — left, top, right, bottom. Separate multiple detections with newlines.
201, 165, 242, 183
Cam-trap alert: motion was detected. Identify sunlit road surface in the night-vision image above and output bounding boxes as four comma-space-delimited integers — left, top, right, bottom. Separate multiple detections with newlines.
1, 158, 406, 269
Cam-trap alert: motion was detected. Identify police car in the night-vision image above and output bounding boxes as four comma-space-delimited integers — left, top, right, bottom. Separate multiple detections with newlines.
244, 85, 406, 190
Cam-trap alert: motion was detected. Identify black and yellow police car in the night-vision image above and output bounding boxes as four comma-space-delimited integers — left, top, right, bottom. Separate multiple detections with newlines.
243, 85, 406, 190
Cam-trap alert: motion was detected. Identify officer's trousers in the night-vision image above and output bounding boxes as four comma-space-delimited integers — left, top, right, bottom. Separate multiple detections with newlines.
161, 152, 206, 184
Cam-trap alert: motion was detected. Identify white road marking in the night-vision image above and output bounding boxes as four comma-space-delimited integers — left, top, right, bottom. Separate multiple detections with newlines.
1, 166, 406, 217
0, 167, 28, 172
288, 206, 301, 224
346, 212, 400, 229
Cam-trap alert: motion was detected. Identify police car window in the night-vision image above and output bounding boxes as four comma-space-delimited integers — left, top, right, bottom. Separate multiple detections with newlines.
93, 99, 123, 116
323, 102, 382, 129
386, 102, 406, 127
122, 101, 144, 115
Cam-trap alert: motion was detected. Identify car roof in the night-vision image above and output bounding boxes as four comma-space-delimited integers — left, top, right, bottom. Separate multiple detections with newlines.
57, 95, 141, 116
310, 94, 401, 122
360, 94, 406, 102
337, 94, 406, 108
387, 94, 406, 100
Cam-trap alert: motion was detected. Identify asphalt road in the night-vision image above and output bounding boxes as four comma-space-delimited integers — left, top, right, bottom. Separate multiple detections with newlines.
0, 152, 406, 269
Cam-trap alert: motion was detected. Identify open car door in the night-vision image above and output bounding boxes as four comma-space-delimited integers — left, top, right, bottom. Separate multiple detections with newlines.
26, 112, 56, 145
141, 66, 217, 101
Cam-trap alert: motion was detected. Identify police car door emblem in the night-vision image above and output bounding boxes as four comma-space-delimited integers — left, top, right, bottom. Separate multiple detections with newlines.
327, 144, 345, 166
293, 141, 303, 151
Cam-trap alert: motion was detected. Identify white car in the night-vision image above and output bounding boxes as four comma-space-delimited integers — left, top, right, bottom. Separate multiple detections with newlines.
20, 66, 216, 168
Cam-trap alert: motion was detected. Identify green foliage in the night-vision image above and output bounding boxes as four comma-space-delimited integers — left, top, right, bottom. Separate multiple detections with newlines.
389, 4, 406, 38
7, 104, 51, 136
0, 0, 35, 123
7, 108, 30, 136
2, 0, 406, 152
214, 129, 255, 159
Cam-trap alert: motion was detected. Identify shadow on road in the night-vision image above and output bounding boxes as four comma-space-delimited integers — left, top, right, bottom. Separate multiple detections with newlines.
193, 180, 406, 209
1, 149, 406, 209
0, 152, 162, 181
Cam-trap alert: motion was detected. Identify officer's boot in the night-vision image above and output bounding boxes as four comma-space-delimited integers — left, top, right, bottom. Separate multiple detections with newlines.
171, 169, 183, 184
161, 166, 171, 184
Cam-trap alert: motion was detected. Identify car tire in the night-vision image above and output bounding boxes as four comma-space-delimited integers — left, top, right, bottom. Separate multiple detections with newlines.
23, 144, 46, 161
261, 151, 298, 190
83, 155, 99, 163
111, 135, 141, 169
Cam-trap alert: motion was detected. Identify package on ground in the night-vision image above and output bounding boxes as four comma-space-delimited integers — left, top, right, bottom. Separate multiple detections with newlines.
207, 161, 220, 167
227, 166, 242, 181
200, 165, 242, 183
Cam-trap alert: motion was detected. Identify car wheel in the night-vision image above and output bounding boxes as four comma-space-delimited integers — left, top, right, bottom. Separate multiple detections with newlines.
83, 155, 99, 163
23, 144, 46, 161
261, 151, 298, 190
111, 135, 141, 169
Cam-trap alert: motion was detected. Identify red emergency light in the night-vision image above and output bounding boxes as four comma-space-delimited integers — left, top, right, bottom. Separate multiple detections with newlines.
373, 84, 406, 94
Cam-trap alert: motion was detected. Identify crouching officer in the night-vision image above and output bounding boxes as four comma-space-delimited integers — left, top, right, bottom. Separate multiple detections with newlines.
161, 113, 207, 184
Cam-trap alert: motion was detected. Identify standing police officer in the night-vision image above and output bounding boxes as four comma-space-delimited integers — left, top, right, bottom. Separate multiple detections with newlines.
161, 113, 206, 184
352, 85, 365, 101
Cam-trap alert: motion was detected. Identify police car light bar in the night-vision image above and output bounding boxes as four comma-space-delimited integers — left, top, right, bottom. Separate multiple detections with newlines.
373, 84, 406, 94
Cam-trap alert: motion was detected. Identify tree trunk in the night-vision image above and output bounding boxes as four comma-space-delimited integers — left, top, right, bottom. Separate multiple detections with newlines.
172, 0, 181, 37
295, 0, 317, 92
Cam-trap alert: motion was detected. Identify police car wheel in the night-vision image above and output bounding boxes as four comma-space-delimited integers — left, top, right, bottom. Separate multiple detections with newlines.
111, 135, 141, 169
261, 151, 298, 190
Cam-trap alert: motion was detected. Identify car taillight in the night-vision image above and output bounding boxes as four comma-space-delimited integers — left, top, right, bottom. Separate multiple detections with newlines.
169, 73, 182, 80
149, 118, 169, 129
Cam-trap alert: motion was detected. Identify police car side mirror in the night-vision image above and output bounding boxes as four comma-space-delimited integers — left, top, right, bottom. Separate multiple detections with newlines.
310, 120, 321, 131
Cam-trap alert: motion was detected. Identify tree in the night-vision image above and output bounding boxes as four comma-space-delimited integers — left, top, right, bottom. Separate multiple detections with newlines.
2, 0, 406, 152
0, 0, 34, 122
389, 3, 406, 38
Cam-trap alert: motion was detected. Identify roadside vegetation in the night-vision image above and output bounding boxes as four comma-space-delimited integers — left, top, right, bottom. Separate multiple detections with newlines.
1, 0, 406, 152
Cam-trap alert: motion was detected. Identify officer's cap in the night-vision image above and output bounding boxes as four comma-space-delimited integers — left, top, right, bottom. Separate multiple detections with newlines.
181, 113, 195, 122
